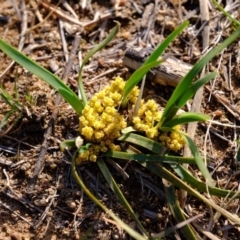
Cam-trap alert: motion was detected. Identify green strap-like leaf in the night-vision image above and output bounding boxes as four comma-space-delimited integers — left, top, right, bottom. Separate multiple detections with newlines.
160, 27, 240, 126
163, 112, 210, 128
176, 72, 217, 108
118, 133, 166, 155
121, 60, 163, 107
182, 134, 215, 187
162, 179, 198, 239
58, 88, 83, 115
97, 159, 148, 237
71, 152, 146, 240
105, 150, 197, 164
144, 21, 189, 65
122, 21, 189, 107
0, 39, 84, 115
145, 162, 240, 225
78, 23, 120, 104
172, 164, 240, 198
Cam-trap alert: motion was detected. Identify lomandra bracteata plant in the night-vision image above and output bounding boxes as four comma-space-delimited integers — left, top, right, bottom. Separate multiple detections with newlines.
77, 76, 185, 164
1, 19, 240, 239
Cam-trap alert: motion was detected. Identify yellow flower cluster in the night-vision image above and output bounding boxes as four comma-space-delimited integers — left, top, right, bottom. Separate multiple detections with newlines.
77, 76, 185, 164
133, 99, 185, 152
77, 77, 139, 164
159, 125, 186, 152
133, 100, 162, 139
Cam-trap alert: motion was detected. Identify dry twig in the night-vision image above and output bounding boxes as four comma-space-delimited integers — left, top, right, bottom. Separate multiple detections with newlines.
26, 35, 81, 193
0, 0, 27, 80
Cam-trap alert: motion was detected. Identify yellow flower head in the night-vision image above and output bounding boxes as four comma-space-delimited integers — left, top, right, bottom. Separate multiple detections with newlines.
159, 127, 185, 152
78, 77, 137, 163
133, 98, 185, 152
77, 76, 185, 164
133, 99, 162, 139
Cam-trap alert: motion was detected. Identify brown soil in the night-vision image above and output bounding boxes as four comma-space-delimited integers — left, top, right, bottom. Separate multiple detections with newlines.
0, 0, 240, 239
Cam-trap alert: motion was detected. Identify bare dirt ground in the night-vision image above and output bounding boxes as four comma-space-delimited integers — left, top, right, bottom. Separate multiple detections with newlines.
0, 0, 240, 239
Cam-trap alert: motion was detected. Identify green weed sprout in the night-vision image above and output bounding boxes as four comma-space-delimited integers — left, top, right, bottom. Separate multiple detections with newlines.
0, 72, 34, 132
0, 84, 22, 131
1, 21, 240, 239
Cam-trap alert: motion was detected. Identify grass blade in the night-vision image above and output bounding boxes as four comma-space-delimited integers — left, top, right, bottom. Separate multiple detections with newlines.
97, 159, 148, 237
212, 0, 240, 27
162, 179, 198, 239
71, 153, 146, 240
105, 151, 197, 164
172, 164, 240, 198
122, 21, 189, 106
118, 133, 166, 155
176, 72, 217, 108
163, 112, 209, 128
152, 214, 200, 239
0, 88, 22, 110
122, 60, 163, 106
0, 110, 17, 130
182, 134, 215, 187
145, 162, 240, 225
78, 23, 119, 104
0, 39, 84, 115
160, 27, 240, 126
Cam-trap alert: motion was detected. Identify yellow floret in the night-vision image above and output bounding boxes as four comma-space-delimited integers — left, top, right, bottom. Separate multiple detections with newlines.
145, 99, 158, 111
138, 107, 145, 116
110, 92, 122, 103
89, 154, 97, 162
119, 119, 127, 129
174, 125, 181, 131
93, 121, 103, 130
86, 115, 96, 124
79, 116, 89, 127
100, 145, 108, 152
102, 112, 112, 122
146, 127, 158, 139
129, 86, 139, 104
96, 91, 105, 99
170, 132, 179, 139
105, 106, 116, 115
104, 123, 114, 135
156, 112, 162, 120
94, 131, 104, 140
159, 130, 185, 152
83, 104, 91, 112
112, 145, 121, 151
81, 126, 94, 140
102, 97, 114, 107
76, 150, 90, 164
145, 115, 154, 125
145, 110, 153, 117
112, 130, 121, 139
133, 117, 141, 124
111, 76, 125, 91
94, 103, 104, 113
